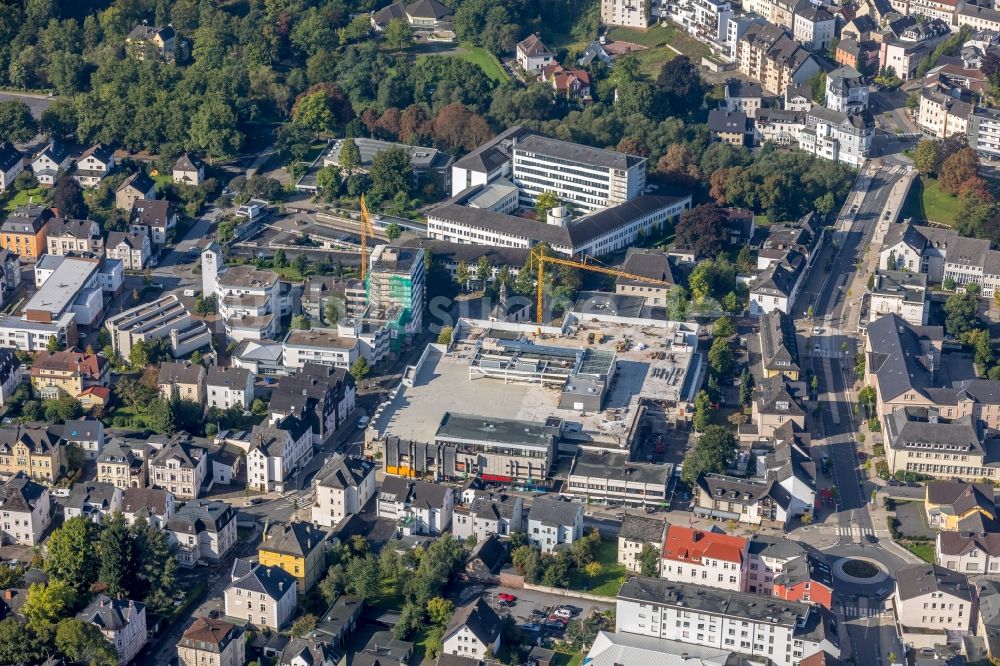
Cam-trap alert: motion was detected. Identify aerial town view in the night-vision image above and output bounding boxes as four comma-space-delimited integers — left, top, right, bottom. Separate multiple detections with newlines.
2, 0, 1000, 665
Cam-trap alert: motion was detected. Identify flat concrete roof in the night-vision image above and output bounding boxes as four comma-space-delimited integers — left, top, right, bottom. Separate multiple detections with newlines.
25, 257, 99, 316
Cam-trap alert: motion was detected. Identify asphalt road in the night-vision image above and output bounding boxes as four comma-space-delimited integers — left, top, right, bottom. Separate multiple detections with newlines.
792, 163, 909, 666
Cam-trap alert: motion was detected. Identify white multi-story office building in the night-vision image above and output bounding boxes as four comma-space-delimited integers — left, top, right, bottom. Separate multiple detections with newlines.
511, 134, 647, 212
616, 577, 840, 666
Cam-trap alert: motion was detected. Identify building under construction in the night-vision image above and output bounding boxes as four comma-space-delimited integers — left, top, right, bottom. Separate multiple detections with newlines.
365, 245, 424, 352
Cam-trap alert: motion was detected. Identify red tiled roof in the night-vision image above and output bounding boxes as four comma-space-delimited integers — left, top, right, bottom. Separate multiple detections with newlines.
662, 525, 747, 564
30, 349, 106, 380
79, 386, 111, 401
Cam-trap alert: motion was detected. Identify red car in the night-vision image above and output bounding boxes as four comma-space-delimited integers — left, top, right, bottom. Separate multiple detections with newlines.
498, 593, 517, 602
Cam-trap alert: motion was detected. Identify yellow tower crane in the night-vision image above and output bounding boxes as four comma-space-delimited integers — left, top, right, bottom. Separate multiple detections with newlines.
529, 246, 673, 324
359, 194, 376, 282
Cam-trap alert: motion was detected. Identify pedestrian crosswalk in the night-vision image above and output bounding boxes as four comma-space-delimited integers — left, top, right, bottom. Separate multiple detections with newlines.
837, 524, 877, 541
841, 603, 884, 618
274, 488, 314, 510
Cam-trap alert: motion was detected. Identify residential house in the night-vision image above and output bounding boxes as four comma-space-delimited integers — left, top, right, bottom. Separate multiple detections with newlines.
797, 107, 873, 167
892, 564, 973, 648
735, 24, 821, 96
660, 525, 749, 591
708, 109, 750, 146
30, 348, 109, 402
0, 426, 66, 482
517, 34, 555, 74
73, 144, 115, 188
618, 514, 666, 574
867, 270, 928, 327
976, 580, 1000, 663
31, 142, 72, 187
149, 437, 208, 499
749, 250, 806, 315
232, 339, 286, 376
0, 143, 24, 193
269, 363, 357, 444
759, 310, 800, 381
747, 375, 806, 441
63, 481, 122, 523
526, 498, 584, 553
755, 428, 817, 521
173, 153, 205, 186
936, 528, 1000, 575
46, 218, 103, 256
925, 481, 996, 530
377, 476, 454, 535
125, 23, 176, 60
129, 199, 177, 248
224, 560, 297, 630
1, 204, 51, 261
793, 5, 835, 51
725, 80, 764, 114
258, 522, 328, 592
452, 491, 524, 541
694, 472, 803, 527
178, 617, 245, 666
121, 487, 175, 529
917, 89, 972, 139
540, 64, 591, 100
311, 455, 377, 528
754, 108, 806, 146
0, 473, 50, 546
280, 639, 338, 666
465, 534, 507, 582
98, 439, 147, 489
745, 536, 808, 595
615, 248, 674, 305
206, 366, 254, 411
442, 599, 502, 659
77, 595, 147, 664
825, 66, 868, 114
105, 230, 150, 270
157, 361, 207, 406
0, 349, 22, 407
0, 249, 20, 296
167, 499, 237, 566
770, 550, 833, 608
115, 171, 157, 211
836, 38, 879, 74
370, 0, 455, 35
246, 416, 313, 493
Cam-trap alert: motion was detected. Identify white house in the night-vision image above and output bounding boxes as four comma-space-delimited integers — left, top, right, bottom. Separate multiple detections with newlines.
797, 106, 873, 168
173, 153, 205, 186
660, 525, 749, 592
936, 531, 1000, 575
824, 66, 868, 114
516, 34, 555, 73
207, 366, 255, 411
246, 416, 313, 493
0, 472, 50, 546
792, 6, 835, 51
63, 481, 123, 523
129, 199, 177, 248
224, 559, 298, 630
442, 598, 503, 660
60, 418, 105, 460
32, 142, 72, 187
377, 476, 454, 536
121, 486, 175, 529
166, 499, 237, 567
452, 491, 524, 541
892, 564, 973, 649
527, 498, 584, 553
73, 144, 115, 188
311, 455, 377, 528
618, 514, 666, 574
149, 438, 208, 500
0, 143, 24, 193
78, 596, 147, 665
105, 230, 150, 270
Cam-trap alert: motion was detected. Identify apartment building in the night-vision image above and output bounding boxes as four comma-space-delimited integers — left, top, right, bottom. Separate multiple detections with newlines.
98, 439, 147, 489
0, 472, 50, 546
206, 366, 254, 411
149, 437, 208, 499
129, 199, 177, 247
759, 310, 800, 381
106, 230, 151, 270
792, 5, 835, 51
377, 476, 454, 535
0, 426, 66, 482
867, 270, 928, 326
527, 498, 584, 553
115, 171, 157, 210
918, 89, 972, 139
892, 564, 973, 649
825, 66, 868, 114
601, 0, 649, 28
511, 134, 646, 212
736, 24, 821, 96
797, 107, 873, 167
661, 0, 733, 44
880, 221, 1000, 297
311, 455, 377, 528
282, 327, 360, 371
246, 416, 313, 492
618, 514, 666, 573
178, 618, 245, 666
31, 348, 109, 401
0, 143, 23, 193
201, 244, 288, 342
224, 560, 297, 630
616, 577, 840, 666
660, 525, 749, 591
443, 599, 503, 659
258, 522, 328, 592
968, 106, 1000, 161
452, 491, 525, 541
1, 204, 51, 261
167, 499, 237, 566
105, 294, 211, 360
516, 34, 556, 73
268, 363, 356, 444
754, 108, 806, 146
0, 349, 22, 408
566, 449, 670, 507
64, 481, 122, 523
121, 486, 175, 529
46, 217, 104, 256
158, 361, 207, 406
77, 596, 147, 665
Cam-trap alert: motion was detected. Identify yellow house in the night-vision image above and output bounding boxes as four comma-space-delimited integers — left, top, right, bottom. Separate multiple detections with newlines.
0, 426, 66, 482
925, 481, 997, 531
258, 522, 327, 592
759, 311, 800, 381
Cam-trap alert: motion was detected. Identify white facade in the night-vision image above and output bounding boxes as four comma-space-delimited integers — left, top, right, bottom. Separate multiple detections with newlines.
106, 231, 151, 270
282, 328, 361, 371
443, 620, 501, 659
825, 68, 869, 114
311, 457, 377, 528
246, 420, 314, 493
797, 107, 872, 167
664, 0, 733, 43
224, 565, 298, 630
452, 493, 524, 541
602, 0, 649, 27
150, 444, 208, 500
792, 9, 835, 51
0, 313, 76, 352
207, 368, 255, 411
527, 500, 584, 553
80, 597, 147, 665
203, 246, 285, 343
936, 535, 1000, 575
917, 92, 970, 139
32, 144, 72, 187
0, 478, 50, 546
64, 483, 123, 524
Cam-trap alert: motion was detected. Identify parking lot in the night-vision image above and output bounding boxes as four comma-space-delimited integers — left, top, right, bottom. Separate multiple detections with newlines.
451, 583, 615, 638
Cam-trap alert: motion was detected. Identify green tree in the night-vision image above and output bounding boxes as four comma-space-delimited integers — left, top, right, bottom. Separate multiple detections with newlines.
129, 339, 149, 368
55, 618, 119, 666
385, 221, 402, 240
45, 516, 100, 591
913, 140, 939, 176
99, 513, 141, 599
46, 336, 61, 352
147, 397, 176, 435
639, 543, 660, 577
351, 356, 372, 382
427, 597, 455, 626
708, 337, 734, 376
369, 146, 412, 203
295, 252, 309, 276
456, 260, 470, 289
290, 614, 318, 637
316, 165, 342, 199
713, 317, 735, 338
0, 617, 38, 664
739, 368, 755, 406
976, 330, 995, 374
325, 298, 340, 325
0, 101, 38, 144
319, 564, 346, 604
384, 18, 414, 49
273, 249, 287, 268
188, 97, 242, 161
944, 291, 979, 337
476, 256, 491, 284
344, 554, 381, 599
681, 425, 737, 485
340, 138, 361, 171
534, 191, 561, 220
293, 91, 334, 135
692, 389, 712, 432
22, 580, 78, 632
437, 326, 454, 345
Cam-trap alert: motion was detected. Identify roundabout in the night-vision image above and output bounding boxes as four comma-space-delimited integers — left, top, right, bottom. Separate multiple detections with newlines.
834, 556, 889, 585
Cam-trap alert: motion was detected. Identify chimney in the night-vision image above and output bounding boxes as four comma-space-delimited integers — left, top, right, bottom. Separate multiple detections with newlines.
692, 531, 701, 542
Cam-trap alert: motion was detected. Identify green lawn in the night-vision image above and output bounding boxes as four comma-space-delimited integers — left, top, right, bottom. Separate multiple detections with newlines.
568, 538, 628, 597
607, 23, 713, 76
900, 176, 960, 226
905, 541, 935, 564
455, 44, 510, 83
554, 650, 584, 666
3, 186, 45, 212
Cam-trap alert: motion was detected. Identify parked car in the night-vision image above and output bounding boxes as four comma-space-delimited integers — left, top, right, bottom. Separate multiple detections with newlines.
529, 609, 547, 620
498, 593, 517, 603
358, 416, 370, 429
520, 623, 542, 632
51, 488, 71, 498
497, 600, 512, 608
865, 533, 878, 544
248, 497, 266, 506
553, 608, 572, 619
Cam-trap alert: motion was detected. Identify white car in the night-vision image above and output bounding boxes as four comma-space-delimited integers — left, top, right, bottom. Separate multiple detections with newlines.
51, 488, 71, 498
554, 608, 573, 619
812, 327, 823, 335
357, 416, 370, 429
